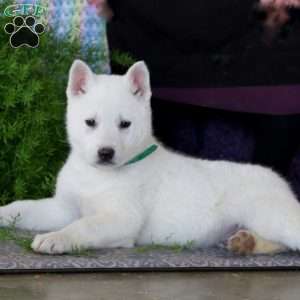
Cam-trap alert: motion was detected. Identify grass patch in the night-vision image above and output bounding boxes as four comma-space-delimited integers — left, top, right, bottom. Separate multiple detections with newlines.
69, 246, 94, 257
135, 240, 196, 253
0, 215, 33, 252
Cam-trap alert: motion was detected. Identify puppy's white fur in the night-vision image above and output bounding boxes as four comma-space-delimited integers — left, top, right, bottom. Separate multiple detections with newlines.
2, 60, 300, 254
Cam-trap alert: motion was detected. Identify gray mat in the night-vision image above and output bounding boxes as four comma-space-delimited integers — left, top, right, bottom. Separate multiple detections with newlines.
1, 240, 300, 272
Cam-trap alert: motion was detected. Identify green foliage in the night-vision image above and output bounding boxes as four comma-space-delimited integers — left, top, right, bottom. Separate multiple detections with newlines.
0, 0, 108, 204
135, 240, 196, 253
0, 215, 33, 252
110, 49, 136, 67
69, 246, 94, 257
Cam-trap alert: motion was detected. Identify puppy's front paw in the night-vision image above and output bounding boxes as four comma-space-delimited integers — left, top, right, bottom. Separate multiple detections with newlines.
31, 232, 72, 254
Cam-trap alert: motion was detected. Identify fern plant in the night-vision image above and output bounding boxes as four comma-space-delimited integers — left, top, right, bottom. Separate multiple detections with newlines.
0, 0, 108, 204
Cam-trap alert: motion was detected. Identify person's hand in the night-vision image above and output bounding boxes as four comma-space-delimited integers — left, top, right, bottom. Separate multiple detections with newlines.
259, 0, 300, 30
258, 0, 300, 42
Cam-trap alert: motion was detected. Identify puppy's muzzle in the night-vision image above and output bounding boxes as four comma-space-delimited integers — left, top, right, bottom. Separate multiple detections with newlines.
97, 147, 115, 163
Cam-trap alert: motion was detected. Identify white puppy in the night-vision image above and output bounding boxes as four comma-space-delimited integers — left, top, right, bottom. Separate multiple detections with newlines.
1, 60, 300, 255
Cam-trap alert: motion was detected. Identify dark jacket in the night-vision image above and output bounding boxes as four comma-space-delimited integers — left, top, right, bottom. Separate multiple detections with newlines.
107, 0, 300, 87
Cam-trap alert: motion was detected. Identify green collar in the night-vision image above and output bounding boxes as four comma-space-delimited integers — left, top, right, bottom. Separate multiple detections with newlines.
124, 144, 158, 166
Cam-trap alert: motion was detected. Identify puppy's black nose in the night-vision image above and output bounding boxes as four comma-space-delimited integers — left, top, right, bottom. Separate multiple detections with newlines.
98, 147, 115, 162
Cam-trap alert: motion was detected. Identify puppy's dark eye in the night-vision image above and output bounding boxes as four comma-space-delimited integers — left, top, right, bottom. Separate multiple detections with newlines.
119, 120, 131, 129
85, 119, 96, 127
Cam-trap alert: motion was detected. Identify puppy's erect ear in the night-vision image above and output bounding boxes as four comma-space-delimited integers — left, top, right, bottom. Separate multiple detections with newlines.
125, 61, 151, 100
67, 60, 93, 98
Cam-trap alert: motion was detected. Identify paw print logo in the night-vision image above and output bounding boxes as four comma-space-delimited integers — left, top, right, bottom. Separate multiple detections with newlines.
4, 16, 45, 48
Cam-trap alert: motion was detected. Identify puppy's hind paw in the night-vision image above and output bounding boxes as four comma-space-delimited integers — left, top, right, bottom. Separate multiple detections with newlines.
227, 230, 256, 255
